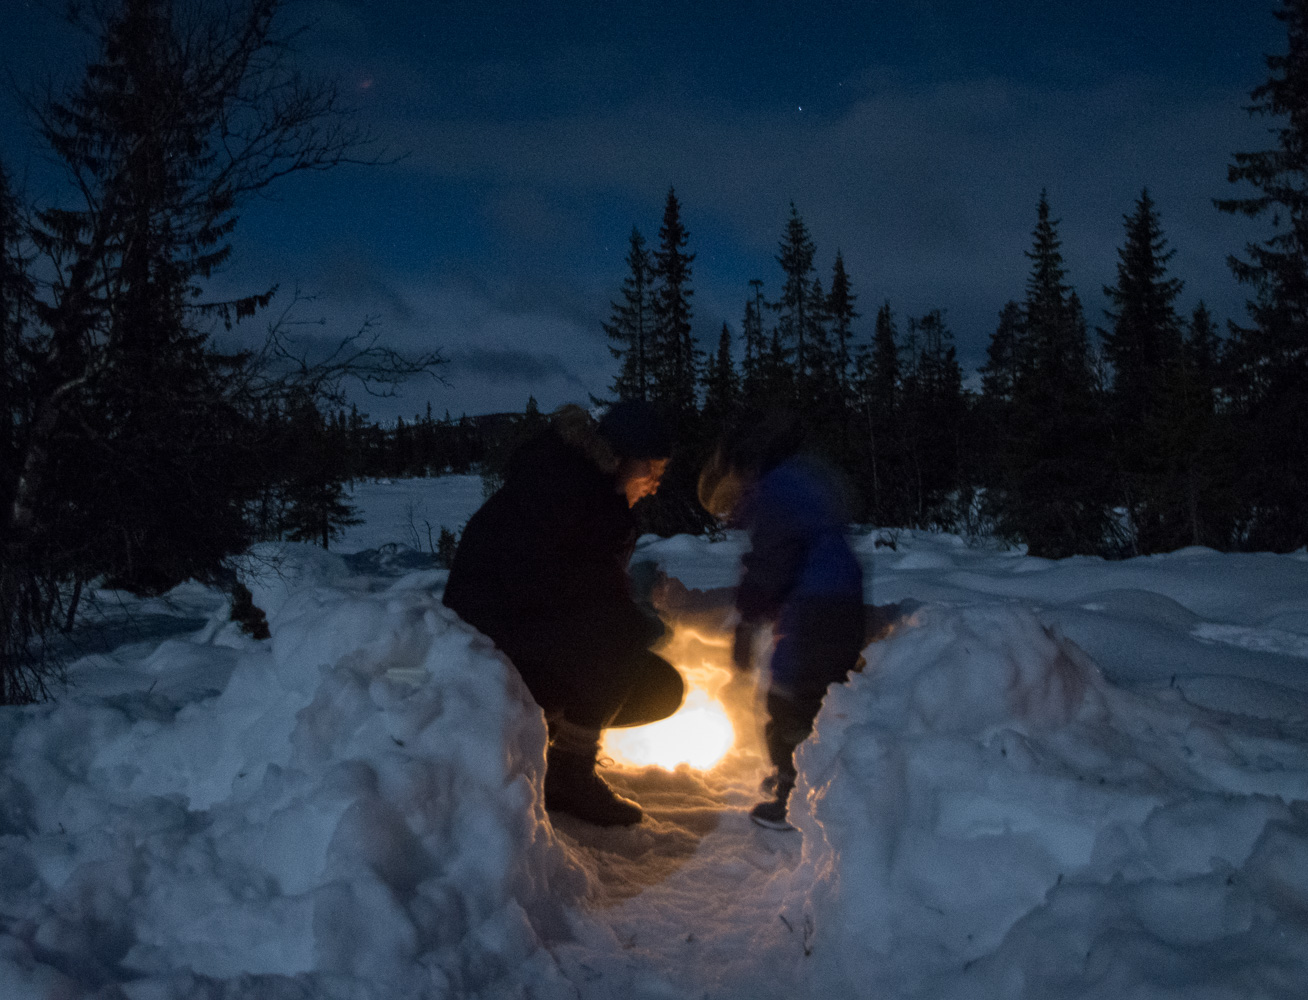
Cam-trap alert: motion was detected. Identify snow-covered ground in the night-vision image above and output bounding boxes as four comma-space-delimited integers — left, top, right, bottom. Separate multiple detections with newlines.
338, 475, 486, 555
2, 478, 1307, 998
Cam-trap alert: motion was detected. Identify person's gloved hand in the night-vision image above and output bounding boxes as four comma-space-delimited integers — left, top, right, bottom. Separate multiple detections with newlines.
732, 622, 754, 672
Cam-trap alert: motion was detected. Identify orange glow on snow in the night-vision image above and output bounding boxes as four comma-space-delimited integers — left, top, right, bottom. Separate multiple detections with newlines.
602, 628, 738, 771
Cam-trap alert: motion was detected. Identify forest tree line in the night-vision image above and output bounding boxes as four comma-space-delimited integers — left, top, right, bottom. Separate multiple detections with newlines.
594, 2, 1308, 559
602, 186, 1230, 559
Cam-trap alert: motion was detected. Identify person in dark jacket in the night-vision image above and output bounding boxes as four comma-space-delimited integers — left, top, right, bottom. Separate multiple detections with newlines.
698, 412, 865, 829
443, 402, 682, 826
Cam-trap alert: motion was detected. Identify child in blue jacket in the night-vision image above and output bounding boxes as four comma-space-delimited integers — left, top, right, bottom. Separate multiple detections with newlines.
699, 414, 865, 829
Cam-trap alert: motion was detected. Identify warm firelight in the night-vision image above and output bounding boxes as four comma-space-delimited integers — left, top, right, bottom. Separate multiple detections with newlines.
602, 628, 738, 771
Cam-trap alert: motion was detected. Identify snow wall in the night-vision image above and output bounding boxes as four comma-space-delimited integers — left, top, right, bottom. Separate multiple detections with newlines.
5, 543, 1307, 999
0, 549, 589, 999
783, 605, 1308, 999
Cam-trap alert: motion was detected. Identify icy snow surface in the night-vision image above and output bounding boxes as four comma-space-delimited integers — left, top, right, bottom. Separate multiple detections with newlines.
1, 480, 1306, 998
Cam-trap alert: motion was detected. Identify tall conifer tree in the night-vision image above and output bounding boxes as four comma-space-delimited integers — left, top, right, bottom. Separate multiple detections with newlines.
702, 322, 739, 427
854, 302, 903, 524
976, 301, 1024, 492
806, 276, 837, 392
281, 395, 360, 549
1215, 0, 1308, 549
827, 251, 859, 402
774, 203, 820, 401
28, 0, 256, 596
740, 279, 767, 403
604, 227, 654, 401
0, 164, 32, 497
981, 301, 1024, 404
900, 310, 964, 524
1101, 189, 1187, 553
1172, 302, 1234, 547
996, 192, 1115, 558
651, 188, 698, 417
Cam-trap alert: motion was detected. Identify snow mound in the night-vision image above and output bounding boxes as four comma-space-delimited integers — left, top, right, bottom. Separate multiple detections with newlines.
783, 606, 1308, 999
232, 541, 353, 622
0, 576, 589, 999
890, 550, 957, 571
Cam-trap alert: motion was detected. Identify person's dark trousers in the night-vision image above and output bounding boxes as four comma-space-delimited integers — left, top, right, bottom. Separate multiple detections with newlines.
515, 648, 684, 826
518, 647, 684, 730
760, 597, 865, 811
763, 690, 824, 799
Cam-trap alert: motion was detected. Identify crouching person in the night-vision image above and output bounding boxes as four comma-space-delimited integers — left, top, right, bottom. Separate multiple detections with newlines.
443, 401, 682, 826
698, 413, 865, 829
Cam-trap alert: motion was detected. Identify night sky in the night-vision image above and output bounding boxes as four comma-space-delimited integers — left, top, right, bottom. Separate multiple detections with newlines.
1, 1, 1285, 420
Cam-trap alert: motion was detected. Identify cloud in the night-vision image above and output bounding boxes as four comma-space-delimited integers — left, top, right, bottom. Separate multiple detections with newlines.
445, 345, 590, 388
381, 67, 1265, 345
194, 18, 1281, 410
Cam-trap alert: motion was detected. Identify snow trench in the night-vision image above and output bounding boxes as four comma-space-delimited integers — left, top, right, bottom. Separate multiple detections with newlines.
1, 544, 1307, 998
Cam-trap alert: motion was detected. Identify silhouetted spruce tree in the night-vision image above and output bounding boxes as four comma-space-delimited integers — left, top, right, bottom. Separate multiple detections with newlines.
1214, 0, 1308, 549
0, 165, 41, 700
413, 402, 436, 476
1172, 302, 1237, 547
826, 251, 859, 404
804, 274, 844, 452
393, 415, 413, 476
629, 190, 713, 536
898, 310, 964, 525
775, 203, 823, 403
605, 226, 655, 401
24, 0, 266, 598
1187, 303, 1221, 404
976, 300, 1024, 494
702, 322, 739, 428
996, 192, 1116, 558
805, 275, 836, 383
740, 279, 767, 402
0, 164, 33, 518
1101, 189, 1188, 553
346, 404, 367, 478
746, 278, 794, 408
853, 302, 906, 525
759, 327, 795, 407
281, 395, 360, 549
650, 188, 699, 419
981, 301, 1024, 404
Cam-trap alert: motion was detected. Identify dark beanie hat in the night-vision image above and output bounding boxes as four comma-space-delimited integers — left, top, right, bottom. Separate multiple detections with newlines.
596, 400, 673, 459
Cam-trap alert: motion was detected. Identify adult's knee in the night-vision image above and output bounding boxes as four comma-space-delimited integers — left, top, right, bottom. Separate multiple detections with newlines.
643, 653, 685, 721
606, 650, 684, 728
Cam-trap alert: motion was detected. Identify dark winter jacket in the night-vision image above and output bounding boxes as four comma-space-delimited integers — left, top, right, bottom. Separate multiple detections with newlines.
443, 426, 663, 678
736, 455, 864, 692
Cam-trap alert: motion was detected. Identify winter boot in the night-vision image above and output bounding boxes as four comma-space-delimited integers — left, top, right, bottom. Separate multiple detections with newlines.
749, 772, 795, 831
544, 719, 642, 827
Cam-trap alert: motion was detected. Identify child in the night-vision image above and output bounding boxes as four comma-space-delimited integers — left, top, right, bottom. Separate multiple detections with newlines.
698, 414, 865, 829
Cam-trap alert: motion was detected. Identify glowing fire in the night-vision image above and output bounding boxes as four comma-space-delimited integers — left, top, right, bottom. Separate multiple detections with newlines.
601, 629, 737, 771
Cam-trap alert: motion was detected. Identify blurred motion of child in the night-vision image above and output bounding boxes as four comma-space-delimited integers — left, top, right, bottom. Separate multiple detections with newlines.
698, 412, 865, 829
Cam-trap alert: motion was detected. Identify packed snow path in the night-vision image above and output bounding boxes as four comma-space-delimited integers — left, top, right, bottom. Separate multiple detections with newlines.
1, 477, 1307, 998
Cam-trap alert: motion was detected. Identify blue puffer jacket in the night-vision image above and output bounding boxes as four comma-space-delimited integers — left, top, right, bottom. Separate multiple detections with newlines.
735, 456, 864, 691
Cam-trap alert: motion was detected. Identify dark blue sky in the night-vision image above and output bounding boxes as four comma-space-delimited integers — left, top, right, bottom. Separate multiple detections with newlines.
1, 0, 1285, 418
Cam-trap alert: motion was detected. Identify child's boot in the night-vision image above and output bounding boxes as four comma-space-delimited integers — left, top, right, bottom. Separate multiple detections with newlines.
749, 772, 795, 830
